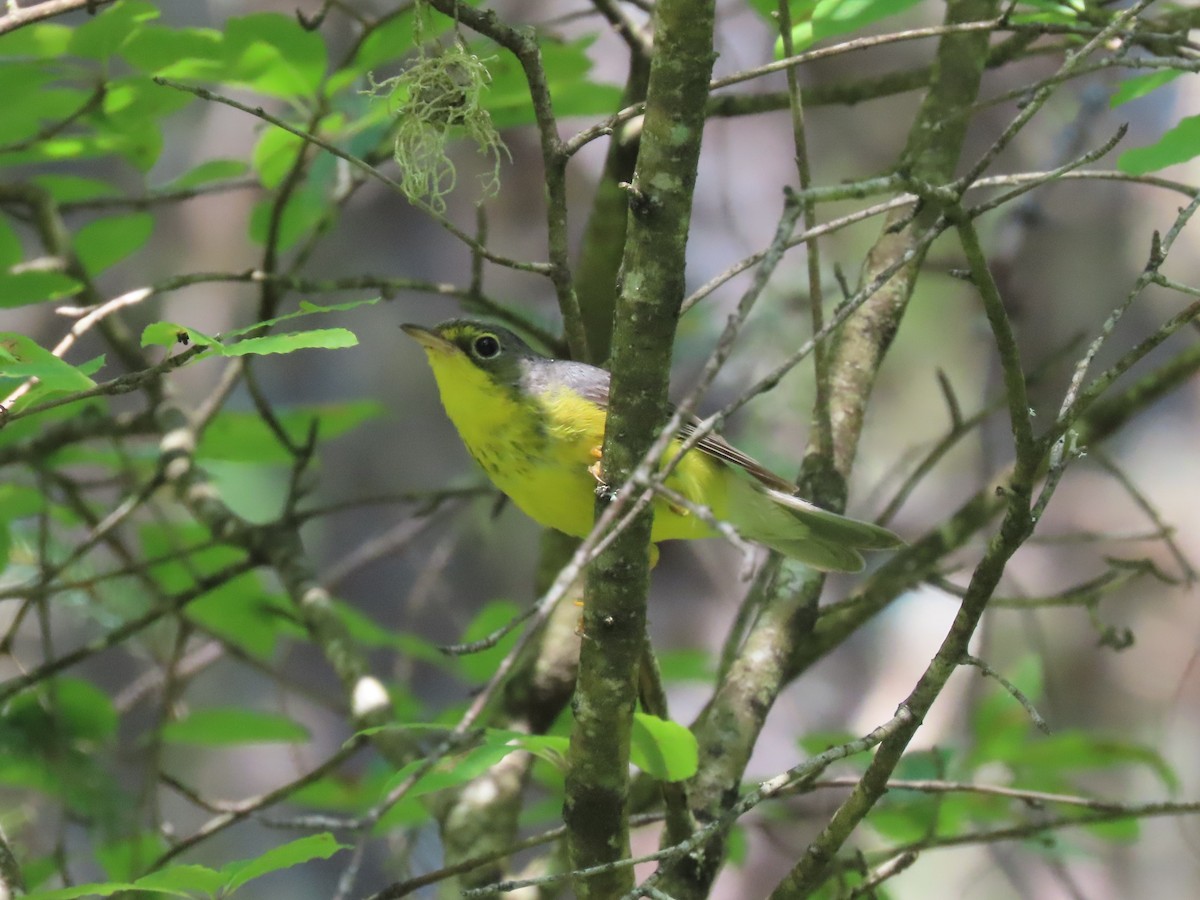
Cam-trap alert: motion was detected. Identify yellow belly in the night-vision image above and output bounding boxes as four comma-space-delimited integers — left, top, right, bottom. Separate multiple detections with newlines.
432, 360, 723, 542
490, 431, 726, 544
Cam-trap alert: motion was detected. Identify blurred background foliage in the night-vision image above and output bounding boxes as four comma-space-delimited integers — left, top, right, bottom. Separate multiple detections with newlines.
1, 0, 1199, 897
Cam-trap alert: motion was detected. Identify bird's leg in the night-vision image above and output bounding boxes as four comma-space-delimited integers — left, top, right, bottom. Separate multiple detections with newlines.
588, 446, 617, 502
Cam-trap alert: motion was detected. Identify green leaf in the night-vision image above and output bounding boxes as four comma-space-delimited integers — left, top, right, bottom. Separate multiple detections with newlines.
122, 24, 224, 74
31, 174, 122, 203
160, 707, 310, 745
1012, 731, 1179, 792
248, 187, 327, 251
0, 215, 19, 266
69, 0, 160, 61
657, 648, 714, 682
0, 127, 159, 170
631, 713, 698, 782
0, 272, 83, 308
0, 22, 71, 58
218, 833, 347, 894
812, 0, 925, 41
141, 322, 360, 357
138, 526, 288, 657
0, 483, 44, 520
17, 882, 141, 900
501, 731, 570, 771
762, 0, 924, 53
968, 656, 1044, 767
224, 297, 380, 337
102, 75, 195, 126
341, 8, 435, 79
252, 125, 307, 189
140, 321, 218, 349
73, 213, 154, 275
219, 328, 360, 356
133, 864, 224, 896
4, 677, 117, 745
159, 158, 249, 190
0, 333, 96, 393
1118, 114, 1200, 175
382, 739, 518, 799
186, 574, 291, 660
220, 13, 328, 100
96, 832, 169, 882
0, 73, 90, 147
487, 37, 621, 128
330, 600, 450, 666
456, 600, 523, 683
1110, 69, 1183, 108
198, 401, 385, 463
1084, 815, 1140, 842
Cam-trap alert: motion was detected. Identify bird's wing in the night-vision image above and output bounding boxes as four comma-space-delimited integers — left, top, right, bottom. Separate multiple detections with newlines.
569, 370, 797, 492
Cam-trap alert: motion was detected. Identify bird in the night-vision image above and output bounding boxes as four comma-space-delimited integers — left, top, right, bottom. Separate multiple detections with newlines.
402, 319, 900, 571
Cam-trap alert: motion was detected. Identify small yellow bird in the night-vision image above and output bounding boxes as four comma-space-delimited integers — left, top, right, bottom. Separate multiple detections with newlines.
403, 319, 900, 571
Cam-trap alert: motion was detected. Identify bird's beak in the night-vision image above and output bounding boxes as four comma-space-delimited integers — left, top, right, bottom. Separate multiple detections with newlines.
401, 323, 454, 355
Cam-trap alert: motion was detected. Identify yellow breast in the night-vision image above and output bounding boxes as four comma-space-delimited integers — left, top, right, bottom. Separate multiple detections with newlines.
424, 349, 725, 543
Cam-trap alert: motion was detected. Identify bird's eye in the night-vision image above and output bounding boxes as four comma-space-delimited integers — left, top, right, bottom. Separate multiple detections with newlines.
473, 334, 501, 359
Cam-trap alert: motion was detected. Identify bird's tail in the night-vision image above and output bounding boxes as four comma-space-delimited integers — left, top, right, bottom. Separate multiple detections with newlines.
727, 480, 901, 572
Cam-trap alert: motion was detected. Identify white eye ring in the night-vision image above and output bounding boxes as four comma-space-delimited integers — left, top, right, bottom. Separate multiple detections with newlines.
473, 334, 501, 358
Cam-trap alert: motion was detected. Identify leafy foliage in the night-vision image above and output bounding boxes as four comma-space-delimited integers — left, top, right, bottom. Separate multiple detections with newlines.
0, 0, 1196, 898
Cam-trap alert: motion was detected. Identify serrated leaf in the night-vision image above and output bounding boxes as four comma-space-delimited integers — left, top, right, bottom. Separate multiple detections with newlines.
218, 833, 347, 894
15, 882, 140, 900
140, 321, 218, 349
1118, 114, 1200, 175
631, 713, 698, 782
0, 272, 83, 308
225, 297, 380, 338
133, 864, 223, 896
220, 328, 359, 356
160, 707, 310, 745
73, 213, 154, 275
0, 333, 96, 392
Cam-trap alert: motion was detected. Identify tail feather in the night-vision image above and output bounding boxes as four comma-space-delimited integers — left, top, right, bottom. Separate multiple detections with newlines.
726, 479, 901, 572
760, 488, 902, 550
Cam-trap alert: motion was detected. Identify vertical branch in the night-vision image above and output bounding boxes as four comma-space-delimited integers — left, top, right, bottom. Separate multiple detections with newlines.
659, 4, 998, 898
777, 0, 832, 462
564, 0, 717, 895
820, 0, 999, 479
574, 2, 652, 363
